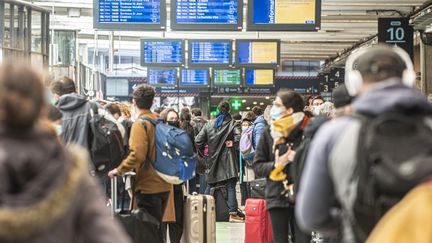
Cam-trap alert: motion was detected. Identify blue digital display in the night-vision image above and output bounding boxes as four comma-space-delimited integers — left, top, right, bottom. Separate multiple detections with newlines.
190, 41, 231, 64
148, 68, 177, 85
142, 40, 183, 64
98, 0, 161, 23
176, 0, 238, 24
238, 42, 252, 64
253, 0, 273, 24
181, 69, 209, 86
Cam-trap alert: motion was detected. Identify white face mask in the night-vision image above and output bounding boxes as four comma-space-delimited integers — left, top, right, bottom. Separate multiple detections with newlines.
55, 124, 63, 136
313, 106, 321, 116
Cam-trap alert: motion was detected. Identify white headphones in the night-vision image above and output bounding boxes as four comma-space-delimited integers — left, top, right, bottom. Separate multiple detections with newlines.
344, 45, 416, 96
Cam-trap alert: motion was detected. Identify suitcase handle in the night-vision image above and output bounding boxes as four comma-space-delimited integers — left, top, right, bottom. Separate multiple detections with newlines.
111, 172, 136, 217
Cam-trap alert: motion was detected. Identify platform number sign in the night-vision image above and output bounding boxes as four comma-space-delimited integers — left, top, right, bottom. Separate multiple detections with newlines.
329, 68, 344, 90
319, 73, 330, 93
378, 18, 413, 60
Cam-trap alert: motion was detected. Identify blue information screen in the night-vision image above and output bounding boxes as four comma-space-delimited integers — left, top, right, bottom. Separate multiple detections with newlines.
190, 41, 231, 64
142, 41, 183, 64
181, 69, 209, 85
176, 0, 238, 24
148, 69, 177, 85
99, 0, 161, 23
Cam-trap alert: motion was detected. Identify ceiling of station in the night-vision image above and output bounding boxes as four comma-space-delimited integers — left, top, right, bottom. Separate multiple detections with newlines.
33, 0, 429, 61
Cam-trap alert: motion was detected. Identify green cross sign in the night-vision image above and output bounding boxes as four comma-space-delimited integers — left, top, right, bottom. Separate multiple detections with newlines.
231, 99, 242, 110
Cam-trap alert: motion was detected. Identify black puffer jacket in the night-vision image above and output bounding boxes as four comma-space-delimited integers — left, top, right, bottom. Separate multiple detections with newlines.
253, 124, 305, 210
195, 116, 241, 184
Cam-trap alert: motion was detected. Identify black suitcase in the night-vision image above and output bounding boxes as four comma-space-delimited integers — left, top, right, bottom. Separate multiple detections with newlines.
111, 173, 160, 243
209, 185, 230, 222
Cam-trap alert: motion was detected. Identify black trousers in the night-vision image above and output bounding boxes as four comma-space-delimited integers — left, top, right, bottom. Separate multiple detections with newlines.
136, 191, 170, 243
163, 185, 184, 243
268, 207, 311, 243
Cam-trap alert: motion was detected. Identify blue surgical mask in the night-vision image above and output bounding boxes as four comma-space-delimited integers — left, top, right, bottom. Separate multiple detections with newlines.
313, 106, 321, 116
270, 106, 283, 120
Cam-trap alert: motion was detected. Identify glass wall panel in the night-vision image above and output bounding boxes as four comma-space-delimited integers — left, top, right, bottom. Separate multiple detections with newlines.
31, 10, 42, 53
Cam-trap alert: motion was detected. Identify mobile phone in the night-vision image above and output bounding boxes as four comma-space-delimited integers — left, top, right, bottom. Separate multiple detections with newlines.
277, 144, 289, 156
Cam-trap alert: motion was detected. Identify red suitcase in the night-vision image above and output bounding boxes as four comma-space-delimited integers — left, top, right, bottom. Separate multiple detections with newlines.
244, 198, 273, 243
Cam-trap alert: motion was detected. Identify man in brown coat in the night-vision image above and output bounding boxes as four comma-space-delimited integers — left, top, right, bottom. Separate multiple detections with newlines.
109, 84, 171, 242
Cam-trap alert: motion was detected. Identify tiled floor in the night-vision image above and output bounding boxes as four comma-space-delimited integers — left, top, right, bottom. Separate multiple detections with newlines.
216, 222, 245, 243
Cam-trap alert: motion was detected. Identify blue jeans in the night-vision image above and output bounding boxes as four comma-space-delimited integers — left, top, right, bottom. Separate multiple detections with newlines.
199, 174, 209, 195
188, 176, 197, 194
226, 178, 238, 213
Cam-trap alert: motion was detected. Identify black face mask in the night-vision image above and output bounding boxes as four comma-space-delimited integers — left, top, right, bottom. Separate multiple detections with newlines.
167, 121, 180, 128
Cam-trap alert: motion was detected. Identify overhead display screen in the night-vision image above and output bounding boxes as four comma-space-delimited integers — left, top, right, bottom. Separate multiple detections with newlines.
213, 69, 241, 86
189, 40, 232, 66
180, 69, 210, 86
148, 68, 177, 86
236, 40, 280, 67
247, 0, 321, 31
171, 0, 243, 31
140, 39, 184, 67
245, 69, 274, 86
106, 78, 129, 96
94, 0, 167, 30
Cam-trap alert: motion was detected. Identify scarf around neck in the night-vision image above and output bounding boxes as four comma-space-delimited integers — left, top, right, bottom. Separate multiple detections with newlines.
214, 112, 230, 129
271, 112, 306, 151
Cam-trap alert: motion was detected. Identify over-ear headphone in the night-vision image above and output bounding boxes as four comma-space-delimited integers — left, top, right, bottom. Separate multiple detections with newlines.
344, 46, 416, 96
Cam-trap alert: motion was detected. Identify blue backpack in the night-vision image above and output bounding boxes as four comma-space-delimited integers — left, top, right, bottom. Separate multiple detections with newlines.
141, 117, 196, 185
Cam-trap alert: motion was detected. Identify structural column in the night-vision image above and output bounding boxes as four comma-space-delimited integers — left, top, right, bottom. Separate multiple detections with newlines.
420, 42, 432, 97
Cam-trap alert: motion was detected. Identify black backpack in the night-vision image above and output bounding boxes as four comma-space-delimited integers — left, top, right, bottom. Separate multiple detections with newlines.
350, 113, 432, 242
89, 102, 125, 174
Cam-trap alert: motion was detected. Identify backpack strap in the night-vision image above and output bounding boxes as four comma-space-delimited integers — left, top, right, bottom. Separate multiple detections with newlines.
138, 116, 158, 170
89, 102, 99, 118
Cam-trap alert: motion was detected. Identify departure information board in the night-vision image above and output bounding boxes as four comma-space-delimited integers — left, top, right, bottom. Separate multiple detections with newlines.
171, 0, 243, 30
94, 0, 166, 30
189, 40, 232, 66
245, 69, 274, 86
237, 40, 280, 67
148, 68, 177, 86
247, 0, 321, 31
180, 69, 210, 86
213, 69, 241, 86
140, 39, 184, 66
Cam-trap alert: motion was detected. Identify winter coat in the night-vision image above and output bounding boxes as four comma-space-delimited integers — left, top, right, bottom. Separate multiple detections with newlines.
253, 124, 305, 210
191, 116, 207, 137
0, 128, 131, 243
195, 116, 241, 184
253, 115, 267, 149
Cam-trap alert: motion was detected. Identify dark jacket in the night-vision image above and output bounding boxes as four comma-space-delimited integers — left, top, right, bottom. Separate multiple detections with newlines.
0, 128, 131, 243
191, 116, 206, 137
57, 93, 92, 148
296, 81, 432, 240
195, 116, 241, 184
253, 123, 305, 210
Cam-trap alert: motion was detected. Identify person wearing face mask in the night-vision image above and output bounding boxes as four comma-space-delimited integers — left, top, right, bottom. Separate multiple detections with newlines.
239, 111, 257, 205
253, 89, 309, 243
159, 108, 185, 243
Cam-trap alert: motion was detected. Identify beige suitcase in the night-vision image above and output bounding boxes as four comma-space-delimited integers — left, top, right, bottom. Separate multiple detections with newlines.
182, 193, 216, 243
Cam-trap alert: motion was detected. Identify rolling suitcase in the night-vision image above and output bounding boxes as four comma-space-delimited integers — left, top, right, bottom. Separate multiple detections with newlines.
111, 173, 160, 243
182, 192, 216, 243
210, 185, 230, 222
244, 198, 273, 243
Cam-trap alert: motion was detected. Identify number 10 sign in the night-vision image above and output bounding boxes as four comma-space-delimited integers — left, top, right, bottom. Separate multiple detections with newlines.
378, 18, 414, 60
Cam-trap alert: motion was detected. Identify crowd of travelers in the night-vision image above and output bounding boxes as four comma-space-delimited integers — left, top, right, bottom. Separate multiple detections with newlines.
0, 45, 431, 243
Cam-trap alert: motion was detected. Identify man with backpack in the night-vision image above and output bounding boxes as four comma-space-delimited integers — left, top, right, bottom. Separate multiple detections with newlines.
296, 45, 432, 242
108, 84, 172, 243
50, 77, 125, 178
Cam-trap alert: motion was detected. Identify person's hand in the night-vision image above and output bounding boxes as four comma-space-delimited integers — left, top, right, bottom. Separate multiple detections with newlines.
108, 168, 119, 179
274, 148, 296, 168
225, 140, 233, 148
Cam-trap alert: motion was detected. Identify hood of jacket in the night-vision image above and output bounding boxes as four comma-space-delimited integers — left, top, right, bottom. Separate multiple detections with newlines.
57, 93, 88, 111
353, 79, 432, 116
303, 115, 329, 139
192, 116, 206, 124
254, 115, 266, 126
0, 128, 87, 240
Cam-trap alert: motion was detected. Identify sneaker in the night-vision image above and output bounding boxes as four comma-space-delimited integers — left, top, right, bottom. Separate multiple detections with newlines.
236, 209, 245, 219
229, 214, 245, 223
